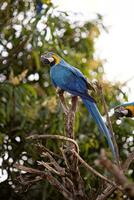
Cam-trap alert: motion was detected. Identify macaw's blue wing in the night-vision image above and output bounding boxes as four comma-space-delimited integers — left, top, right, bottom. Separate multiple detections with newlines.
81, 98, 117, 160
50, 62, 94, 100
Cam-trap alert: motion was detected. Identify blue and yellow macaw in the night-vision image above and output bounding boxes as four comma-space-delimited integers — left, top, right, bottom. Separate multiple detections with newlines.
114, 102, 134, 118
41, 52, 116, 159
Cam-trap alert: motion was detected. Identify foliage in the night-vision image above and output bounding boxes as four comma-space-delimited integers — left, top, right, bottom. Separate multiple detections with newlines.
0, 0, 133, 200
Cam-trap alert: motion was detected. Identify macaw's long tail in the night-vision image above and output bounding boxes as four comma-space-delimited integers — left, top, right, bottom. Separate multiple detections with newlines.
81, 97, 117, 160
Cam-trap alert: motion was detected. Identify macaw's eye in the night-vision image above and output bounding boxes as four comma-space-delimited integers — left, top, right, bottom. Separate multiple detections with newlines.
42, 58, 50, 64
40, 55, 49, 63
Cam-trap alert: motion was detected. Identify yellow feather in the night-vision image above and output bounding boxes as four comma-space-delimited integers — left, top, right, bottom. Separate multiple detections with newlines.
126, 105, 134, 116
52, 54, 61, 64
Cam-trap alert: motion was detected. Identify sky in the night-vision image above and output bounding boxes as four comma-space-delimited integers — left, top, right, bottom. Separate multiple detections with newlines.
53, 0, 134, 101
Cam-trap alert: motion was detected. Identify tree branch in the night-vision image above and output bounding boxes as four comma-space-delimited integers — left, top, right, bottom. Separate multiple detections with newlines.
71, 150, 122, 190
15, 87, 134, 200
122, 149, 134, 172
96, 149, 134, 200
27, 134, 79, 153
99, 150, 134, 200
96, 185, 116, 200
14, 164, 73, 200
35, 143, 63, 160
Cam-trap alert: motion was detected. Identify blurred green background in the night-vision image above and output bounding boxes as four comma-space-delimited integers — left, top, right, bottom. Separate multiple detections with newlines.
0, 0, 133, 199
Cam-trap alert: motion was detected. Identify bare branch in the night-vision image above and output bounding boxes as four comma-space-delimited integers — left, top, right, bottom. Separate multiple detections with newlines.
17, 175, 43, 186
56, 93, 88, 199
57, 88, 68, 115
60, 147, 70, 169
35, 143, 63, 160
71, 96, 78, 113
71, 150, 119, 189
122, 149, 134, 172
18, 85, 134, 200
96, 185, 116, 200
37, 161, 65, 176
99, 150, 134, 199
27, 134, 79, 153
41, 152, 65, 175
96, 149, 134, 200
14, 164, 47, 175
14, 164, 73, 200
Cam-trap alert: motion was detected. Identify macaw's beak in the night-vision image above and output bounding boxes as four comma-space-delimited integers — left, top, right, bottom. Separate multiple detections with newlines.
114, 111, 125, 118
114, 106, 129, 118
41, 55, 50, 64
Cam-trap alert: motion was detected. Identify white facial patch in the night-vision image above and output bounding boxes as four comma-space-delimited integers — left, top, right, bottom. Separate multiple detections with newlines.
121, 110, 128, 115
47, 57, 54, 63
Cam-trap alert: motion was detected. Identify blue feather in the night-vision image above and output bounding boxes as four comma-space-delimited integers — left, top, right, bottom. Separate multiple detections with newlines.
120, 102, 134, 107
81, 97, 117, 160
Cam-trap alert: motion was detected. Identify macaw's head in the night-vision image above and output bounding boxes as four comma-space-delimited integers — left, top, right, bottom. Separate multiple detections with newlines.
114, 105, 134, 118
41, 52, 61, 66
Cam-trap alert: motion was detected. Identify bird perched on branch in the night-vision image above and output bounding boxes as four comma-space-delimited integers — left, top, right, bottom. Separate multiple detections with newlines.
41, 52, 117, 159
114, 102, 134, 118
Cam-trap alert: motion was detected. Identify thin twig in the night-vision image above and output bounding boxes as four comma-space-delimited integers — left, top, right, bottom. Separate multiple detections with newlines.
122, 149, 134, 172
99, 150, 134, 199
17, 175, 43, 186
99, 150, 126, 186
62, 177, 75, 193
35, 143, 63, 160
96, 148, 134, 200
14, 164, 73, 200
37, 161, 65, 176
60, 147, 70, 169
27, 134, 79, 153
96, 185, 116, 200
41, 152, 65, 175
71, 150, 120, 189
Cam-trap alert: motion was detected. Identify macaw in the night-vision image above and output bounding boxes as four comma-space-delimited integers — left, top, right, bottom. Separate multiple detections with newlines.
41, 52, 116, 159
114, 102, 134, 118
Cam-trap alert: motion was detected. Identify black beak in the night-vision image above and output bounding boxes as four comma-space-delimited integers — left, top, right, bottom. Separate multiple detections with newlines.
114, 111, 124, 118
41, 55, 50, 64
